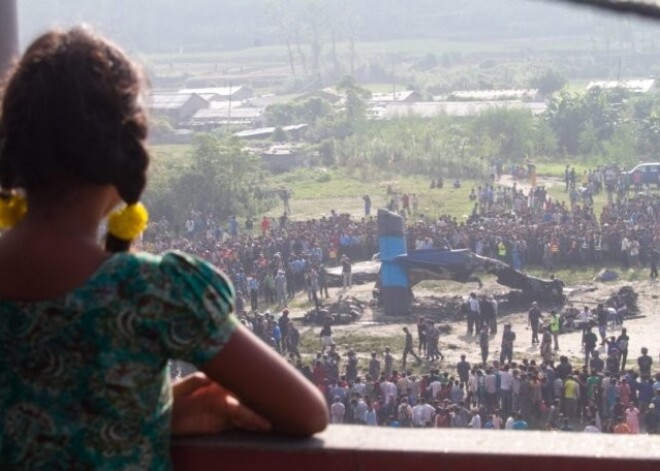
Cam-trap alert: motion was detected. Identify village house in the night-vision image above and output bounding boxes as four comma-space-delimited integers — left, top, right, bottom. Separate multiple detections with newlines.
179, 86, 254, 102
149, 92, 209, 126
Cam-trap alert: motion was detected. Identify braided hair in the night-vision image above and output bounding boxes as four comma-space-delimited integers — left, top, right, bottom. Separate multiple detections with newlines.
0, 27, 149, 252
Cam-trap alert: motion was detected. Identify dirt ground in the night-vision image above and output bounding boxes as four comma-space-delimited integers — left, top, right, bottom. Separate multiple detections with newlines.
290, 274, 659, 371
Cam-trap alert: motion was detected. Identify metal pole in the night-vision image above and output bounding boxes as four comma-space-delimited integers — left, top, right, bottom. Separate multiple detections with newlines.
0, 0, 19, 78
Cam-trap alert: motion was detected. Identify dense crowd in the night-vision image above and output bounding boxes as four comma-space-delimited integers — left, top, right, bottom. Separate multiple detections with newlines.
143, 163, 660, 313
273, 318, 660, 434
161, 163, 660, 434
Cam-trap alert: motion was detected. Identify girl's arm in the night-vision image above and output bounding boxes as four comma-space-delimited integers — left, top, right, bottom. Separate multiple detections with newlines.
200, 323, 329, 436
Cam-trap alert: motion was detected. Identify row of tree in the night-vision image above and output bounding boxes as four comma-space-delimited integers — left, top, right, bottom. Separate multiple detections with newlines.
264, 80, 660, 178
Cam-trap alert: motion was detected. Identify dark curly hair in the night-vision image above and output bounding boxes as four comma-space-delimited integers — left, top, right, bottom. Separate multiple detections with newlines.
0, 27, 150, 252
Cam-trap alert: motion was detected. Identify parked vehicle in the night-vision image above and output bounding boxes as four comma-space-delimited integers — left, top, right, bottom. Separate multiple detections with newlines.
625, 162, 660, 187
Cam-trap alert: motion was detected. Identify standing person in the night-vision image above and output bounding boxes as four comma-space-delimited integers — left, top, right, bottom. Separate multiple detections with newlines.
309, 266, 320, 309
500, 324, 516, 365
596, 303, 608, 346
318, 265, 329, 299
260, 215, 271, 237
287, 323, 302, 360
363, 194, 372, 216
426, 321, 443, 361
278, 309, 291, 353
341, 255, 352, 290
369, 352, 381, 380
479, 327, 490, 365
638, 347, 653, 377
480, 295, 494, 334
467, 292, 480, 336
528, 302, 542, 345
346, 350, 358, 383
275, 270, 288, 308
320, 318, 333, 353
617, 328, 630, 371
583, 327, 598, 367
489, 296, 499, 334
402, 327, 422, 369
248, 275, 259, 312
564, 376, 580, 422
0, 28, 328, 469
457, 355, 471, 387
417, 316, 428, 357
330, 396, 346, 424
549, 310, 561, 351
384, 347, 394, 378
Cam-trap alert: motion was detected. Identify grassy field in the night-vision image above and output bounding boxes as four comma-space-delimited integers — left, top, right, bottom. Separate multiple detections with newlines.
147, 143, 626, 223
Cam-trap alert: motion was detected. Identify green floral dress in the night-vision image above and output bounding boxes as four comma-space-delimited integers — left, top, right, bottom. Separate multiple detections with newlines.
0, 251, 237, 470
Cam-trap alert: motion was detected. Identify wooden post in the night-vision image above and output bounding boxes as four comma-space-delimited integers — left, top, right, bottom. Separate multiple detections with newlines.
0, 0, 19, 78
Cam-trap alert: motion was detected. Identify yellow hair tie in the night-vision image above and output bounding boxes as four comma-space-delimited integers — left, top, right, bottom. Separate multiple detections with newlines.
108, 202, 149, 241
0, 193, 27, 230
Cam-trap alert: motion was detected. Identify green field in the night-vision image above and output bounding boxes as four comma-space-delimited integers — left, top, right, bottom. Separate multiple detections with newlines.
148, 143, 623, 223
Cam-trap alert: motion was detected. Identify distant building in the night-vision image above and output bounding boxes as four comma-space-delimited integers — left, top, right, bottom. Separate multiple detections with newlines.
188, 106, 263, 129
586, 79, 656, 94
234, 124, 308, 140
370, 90, 421, 104
260, 145, 309, 173
149, 93, 209, 126
298, 88, 345, 105
438, 89, 540, 101
378, 100, 547, 119
179, 86, 253, 102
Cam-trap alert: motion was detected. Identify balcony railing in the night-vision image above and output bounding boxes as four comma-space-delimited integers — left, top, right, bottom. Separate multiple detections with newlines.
171, 425, 660, 470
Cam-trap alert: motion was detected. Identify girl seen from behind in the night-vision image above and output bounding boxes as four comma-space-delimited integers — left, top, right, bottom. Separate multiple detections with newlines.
0, 27, 327, 469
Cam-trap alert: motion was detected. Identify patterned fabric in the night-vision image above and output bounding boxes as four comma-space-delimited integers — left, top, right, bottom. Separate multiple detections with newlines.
0, 251, 237, 470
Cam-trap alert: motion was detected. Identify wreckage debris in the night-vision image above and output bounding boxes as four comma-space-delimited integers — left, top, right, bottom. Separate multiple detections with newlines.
302, 296, 367, 325
595, 269, 619, 282
607, 285, 639, 314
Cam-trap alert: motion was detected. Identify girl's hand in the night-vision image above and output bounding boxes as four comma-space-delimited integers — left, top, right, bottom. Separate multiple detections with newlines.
171, 373, 272, 436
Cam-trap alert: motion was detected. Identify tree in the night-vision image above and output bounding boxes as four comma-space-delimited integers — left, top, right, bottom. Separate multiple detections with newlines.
336, 76, 371, 128
471, 109, 535, 160
272, 126, 288, 142
165, 134, 266, 223
532, 69, 567, 96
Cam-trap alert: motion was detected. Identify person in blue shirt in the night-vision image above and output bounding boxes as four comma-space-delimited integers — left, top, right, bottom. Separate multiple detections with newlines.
512, 413, 528, 430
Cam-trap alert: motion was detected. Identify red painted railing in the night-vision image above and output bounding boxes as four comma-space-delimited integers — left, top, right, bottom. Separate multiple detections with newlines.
171, 425, 660, 471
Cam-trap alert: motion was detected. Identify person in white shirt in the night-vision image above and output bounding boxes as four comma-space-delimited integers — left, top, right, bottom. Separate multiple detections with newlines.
364, 403, 378, 426
380, 378, 397, 406
330, 397, 345, 424
577, 306, 593, 335
499, 366, 514, 417
584, 420, 601, 433
412, 400, 435, 427
469, 410, 482, 429
427, 378, 443, 400
352, 377, 366, 398
505, 415, 515, 430
354, 397, 368, 424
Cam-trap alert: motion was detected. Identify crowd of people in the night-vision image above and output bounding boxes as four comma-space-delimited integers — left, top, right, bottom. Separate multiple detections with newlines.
140, 161, 660, 317
286, 320, 660, 434
151, 158, 660, 436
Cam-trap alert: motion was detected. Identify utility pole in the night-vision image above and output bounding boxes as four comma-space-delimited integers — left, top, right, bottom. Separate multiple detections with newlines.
226, 81, 232, 137
0, 0, 19, 78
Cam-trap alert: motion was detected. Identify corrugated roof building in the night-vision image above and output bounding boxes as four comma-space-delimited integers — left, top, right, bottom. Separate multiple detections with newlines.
149, 93, 209, 126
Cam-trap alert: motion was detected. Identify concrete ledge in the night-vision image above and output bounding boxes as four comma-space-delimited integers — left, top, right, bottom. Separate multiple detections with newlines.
171, 425, 660, 470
